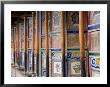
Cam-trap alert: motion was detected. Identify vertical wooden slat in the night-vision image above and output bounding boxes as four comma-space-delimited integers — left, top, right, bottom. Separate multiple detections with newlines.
84, 12, 89, 77
14, 26, 16, 66
61, 11, 65, 77
39, 12, 42, 77
16, 23, 18, 67
45, 11, 49, 77
13, 26, 16, 66
11, 27, 13, 65
19, 23, 22, 68
50, 12, 52, 77
79, 11, 86, 77
24, 16, 28, 73
36, 11, 39, 76
87, 12, 91, 77
64, 12, 67, 76
15, 25, 17, 66
47, 11, 52, 77
32, 12, 35, 74
27, 18, 29, 72
17, 23, 20, 68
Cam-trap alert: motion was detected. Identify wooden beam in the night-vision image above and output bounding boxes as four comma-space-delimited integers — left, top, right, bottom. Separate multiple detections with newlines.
17, 23, 20, 68
84, 12, 89, 77
61, 11, 65, 77
13, 26, 16, 66
12, 15, 32, 18
50, 12, 52, 77
15, 26, 17, 66
24, 16, 28, 73
11, 11, 32, 17
45, 11, 49, 77
27, 19, 29, 72
32, 12, 35, 74
36, 11, 39, 76
79, 11, 86, 77
38, 12, 42, 77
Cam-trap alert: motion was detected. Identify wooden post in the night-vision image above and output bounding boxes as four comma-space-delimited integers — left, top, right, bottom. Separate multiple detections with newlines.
38, 12, 42, 77
27, 19, 29, 72
36, 11, 39, 76
15, 25, 17, 66
45, 11, 49, 77
79, 11, 86, 77
32, 12, 35, 74
50, 12, 52, 77
16, 23, 18, 67
61, 11, 65, 77
84, 12, 89, 77
17, 22, 20, 69
13, 26, 16, 66
11, 26, 13, 65
24, 16, 28, 73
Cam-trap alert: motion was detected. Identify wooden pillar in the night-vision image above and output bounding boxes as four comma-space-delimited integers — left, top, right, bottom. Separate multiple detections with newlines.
39, 12, 42, 77
84, 12, 89, 77
13, 26, 16, 66
50, 12, 52, 77
17, 22, 20, 68
45, 11, 49, 77
87, 11, 91, 77
11, 26, 13, 64
61, 11, 65, 77
24, 16, 28, 73
79, 11, 86, 77
15, 25, 17, 66
32, 12, 35, 74
16, 23, 18, 67
36, 11, 39, 76
27, 19, 29, 72
18, 23, 20, 68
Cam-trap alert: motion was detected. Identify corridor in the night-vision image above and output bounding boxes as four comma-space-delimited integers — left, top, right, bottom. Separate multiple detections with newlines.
11, 11, 100, 77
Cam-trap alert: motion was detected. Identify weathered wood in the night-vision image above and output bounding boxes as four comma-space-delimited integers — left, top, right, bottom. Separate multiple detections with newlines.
36, 11, 39, 76
17, 23, 20, 68
32, 12, 35, 74
24, 16, 28, 73
45, 11, 49, 77
79, 11, 86, 77
26, 19, 29, 72
84, 12, 89, 77
11, 11, 32, 17
61, 11, 65, 77
50, 12, 52, 77
15, 25, 17, 66
39, 12, 42, 77
13, 26, 16, 66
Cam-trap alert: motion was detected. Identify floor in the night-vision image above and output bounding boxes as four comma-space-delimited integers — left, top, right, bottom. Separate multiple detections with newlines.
11, 65, 26, 77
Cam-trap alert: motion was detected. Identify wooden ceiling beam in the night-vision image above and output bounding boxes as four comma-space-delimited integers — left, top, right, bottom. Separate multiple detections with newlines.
11, 11, 34, 17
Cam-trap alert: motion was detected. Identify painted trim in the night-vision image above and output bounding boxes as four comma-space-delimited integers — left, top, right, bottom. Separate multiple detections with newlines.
88, 23, 100, 32
89, 52, 100, 56
67, 30, 87, 34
